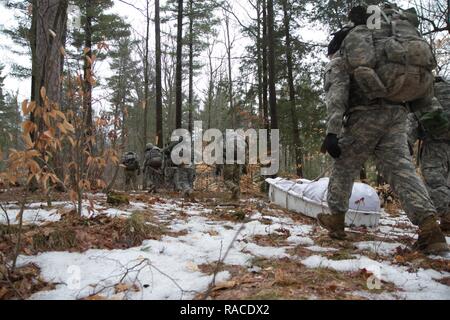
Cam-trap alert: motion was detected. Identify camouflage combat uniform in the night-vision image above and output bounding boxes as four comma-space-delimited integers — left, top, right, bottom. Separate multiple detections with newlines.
407, 79, 450, 223
173, 166, 196, 196
143, 144, 164, 193
163, 140, 196, 196
144, 165, 164, 192
325, 54, 437, 227
221, 164, 244, 200
123, 159, 140, 191
124, 170, 138, 191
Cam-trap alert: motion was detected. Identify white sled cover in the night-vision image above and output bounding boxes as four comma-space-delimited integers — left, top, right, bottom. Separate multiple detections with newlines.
266, 177, 381, 227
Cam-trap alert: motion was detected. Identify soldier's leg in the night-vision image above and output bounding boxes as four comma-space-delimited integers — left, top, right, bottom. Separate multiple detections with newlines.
374, 111, 447, 254
224, 179, 239, 200
421, 141, 450, 232
325, 114, 377, 239
223, 165, 238, 200
124, 171, 131, 190
131, 172, 137, 191
420, 141, 450, 216
232, 166, 241, 199
327, 112, 377, 217
147, 170, 156, 193
176, 168, 193, 196
142, 168, 147, 190
375, 117, 436, 226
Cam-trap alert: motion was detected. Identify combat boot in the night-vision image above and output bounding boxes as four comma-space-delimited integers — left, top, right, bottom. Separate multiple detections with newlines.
317, 213, 346, 240
414, 216, 449, 254
440, 213, 450, 234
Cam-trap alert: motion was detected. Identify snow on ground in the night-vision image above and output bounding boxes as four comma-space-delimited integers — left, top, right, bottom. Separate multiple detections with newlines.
302, 254, 450, 300
5, 195, 450, 300
355, 241, 406, 256
0, 198, 151, 225
0, 205, 61, 225
13, 197, 318, 299
376, 210, 418, 240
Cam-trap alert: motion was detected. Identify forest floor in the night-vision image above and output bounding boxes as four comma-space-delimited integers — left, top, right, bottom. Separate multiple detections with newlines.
0, 184, 449, 300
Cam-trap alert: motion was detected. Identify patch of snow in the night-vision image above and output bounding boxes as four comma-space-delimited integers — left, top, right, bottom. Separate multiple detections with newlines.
306, 246, 338, 253
355, 241, 406, 256
301, 255, 450, 300
18, 199, 295, 299
18, 249, 230, 300
287, 235, 315, 246
0, 207, 60, 225
241, 243, 287, 259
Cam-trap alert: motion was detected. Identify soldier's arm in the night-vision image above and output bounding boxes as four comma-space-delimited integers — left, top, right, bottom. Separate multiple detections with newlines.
324, 56, 350, 135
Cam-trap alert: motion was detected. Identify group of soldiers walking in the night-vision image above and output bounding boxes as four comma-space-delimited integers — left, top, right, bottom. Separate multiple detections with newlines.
321, 1, 449, 254
121, 142, 196, 196
121, 139, 245, 199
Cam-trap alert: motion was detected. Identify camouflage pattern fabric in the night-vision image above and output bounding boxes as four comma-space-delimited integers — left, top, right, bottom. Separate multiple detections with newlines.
144, 166, 164, 192
407, 80, 450, 217
124, 169, 138, 191
325, 55, 437, 226
325, 56, 350, 135
172, 166, 195, 195
422, 80, 450, 141
420, 141, 450, 216
223, 164, 242, 200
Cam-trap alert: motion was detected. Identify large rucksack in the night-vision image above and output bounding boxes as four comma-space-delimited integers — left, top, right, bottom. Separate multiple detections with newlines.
341, 6, 436, 103
122, 152, 139, 170
145, 147, 163, 169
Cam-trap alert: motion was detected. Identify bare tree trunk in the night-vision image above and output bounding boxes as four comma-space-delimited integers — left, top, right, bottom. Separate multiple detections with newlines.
256, 0, 263, 123
267, 0, 278, 130
29, 0, 68, 191
262, 0, 269, 131
188, 0, 194, 134
155, 0, 163, 148
175, 0, 184, 129
143, 0, 150, 146
83, 0, 93, 152
224, 12, 234, 128
207, 43, 214, 130
282, 0, 303, 177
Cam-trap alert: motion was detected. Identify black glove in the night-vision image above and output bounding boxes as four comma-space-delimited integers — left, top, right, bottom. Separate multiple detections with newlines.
321, 133, 341, 159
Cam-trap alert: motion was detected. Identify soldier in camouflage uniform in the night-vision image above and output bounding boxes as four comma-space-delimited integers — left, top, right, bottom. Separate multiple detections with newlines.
143, 143, 164, 193
320, 4, 448, 254
173, 165, 196, 196
407, 77, 450, 234
216, 163, 246, 201
122, 152, 140, 191
215, 134, 248, 201
163, 139, 196, 196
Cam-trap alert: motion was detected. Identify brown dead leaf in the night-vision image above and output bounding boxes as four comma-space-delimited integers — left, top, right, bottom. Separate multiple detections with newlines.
394, 255, 406, 264
85, 294, 108, 300
0, 287, 9, 299
114, 283, 130, 293
213, 281, 237, 291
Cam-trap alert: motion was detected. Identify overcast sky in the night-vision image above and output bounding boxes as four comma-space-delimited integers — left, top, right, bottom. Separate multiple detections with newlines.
0, 0, 328, 110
